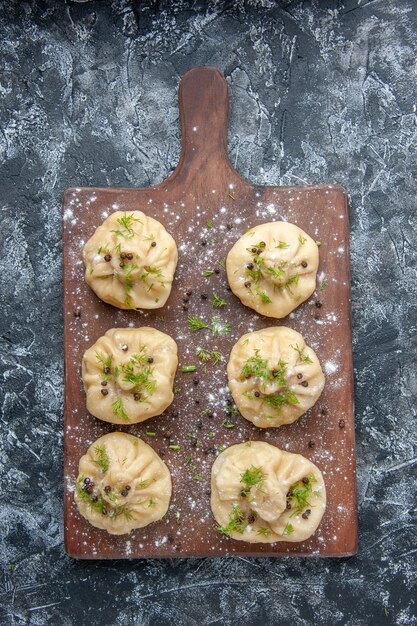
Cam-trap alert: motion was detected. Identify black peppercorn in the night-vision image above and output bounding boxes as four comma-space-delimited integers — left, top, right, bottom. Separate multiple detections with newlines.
103, 366, 110, 374
226, 223, 233, 230
121, 344, 128, 351
74, 308, 81, 318
286, 502, 291, 510
193, 376, 199, 385
85, 485, 94, 494
308, 440, 315, 448
121, 488, 129, 497
302, 509, 311, 519
120, 252, 126, 259
186, 289, 192, 296
119, 262, 125, 268
287, 491, 293, 498
297, 373, 303, 379
301, 261, 308, 268
91, 495, 98, 503
315, 301, 322, 308
246, 263, 254, 270
247, 512, 256, 524
183, 304, 188, 311
125, 485, 131, 491
195, 420, 203, 429
201, 293, 208, 300
339, 419, 345, 428
301, 380, 309, 387
101, 388, 109, 396
151, 241, 157, 247
254, 391, 260, 397
302, 477, 309, 484
201, 240, 207, 246
134, 393, 141, 401
84, 477, 91, 485
251, 247, 257, 253
163, 431, 171, 439
147, 357, 154, 363
214, 268, 220, 274
104, 254, 111, 262
104, 485, 111, 493
101, 380, 107, 386
244, 281, 251, 288
126, 253, 133, 260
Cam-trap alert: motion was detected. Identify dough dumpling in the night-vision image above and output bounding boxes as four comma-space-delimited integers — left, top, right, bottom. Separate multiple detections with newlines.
83, 211, 178, 309
227, 327, 324, 428
211, 442, 326, 543
74, 432, 171, 535
226, 221, 318, 318
82, 327, 178, 424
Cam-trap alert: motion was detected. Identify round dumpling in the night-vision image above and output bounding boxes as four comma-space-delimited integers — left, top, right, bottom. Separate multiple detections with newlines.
226, 221, 318, 318
227, 327, 324, 428
83, 211, 178, 310
74, 432, 172, 535
82, 327, 178, 424
211, 441, 326, 543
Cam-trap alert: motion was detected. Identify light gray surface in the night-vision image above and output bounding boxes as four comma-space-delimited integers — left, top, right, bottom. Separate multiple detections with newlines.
0, 1, 416, 624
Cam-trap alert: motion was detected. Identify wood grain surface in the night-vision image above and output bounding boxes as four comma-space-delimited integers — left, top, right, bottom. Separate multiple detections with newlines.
62, 67, 357, 559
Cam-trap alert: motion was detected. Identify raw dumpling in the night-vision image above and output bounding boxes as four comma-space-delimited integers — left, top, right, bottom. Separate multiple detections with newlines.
74, 432, 172, 535
226, 221, 318, 318
227, 327, 324, 428
83, 211, 178, 309
211, 441, 326, 543
82, 327, 178, 424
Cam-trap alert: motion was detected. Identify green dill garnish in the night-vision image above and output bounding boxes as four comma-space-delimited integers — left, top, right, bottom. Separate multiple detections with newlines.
188, 316, 210, 331
246, 266, 262, 283
262, 390, 299, 409
298, 234, 307, 245
276, 241, 289, 249
285, 274, 300, 293
202, 408, 213, 416
210, 316, 230, 337
111, 399, 131, 422
287, 474, 319, 516
120, 351, 156, 400
263, 262, 287, 280
175, 511, 181, 523
202, 269, 215, 277
111, 213, 142, 239
319, 278, 328, 291
138, 479, 149, 488
95, 352, 113, 380
76, 476, 133, 520
207, 219, 214, 229
169, 444, 181, 452
212, 351, 222, 365
226, 402, 239, 417
174, 386, 181, 395
257, 527, 272, 536
222, 419, 235, 429
240, 350, 285, 386
291, 343, 313, 364
217, 505, 247, 536
212, 292, 226, 308
240, 466, 265, 497
196, 347, 211, 362
193, 474, 202, 481
282, 522, 294, 536
93, 445, 110, 472
245, 440, 252, 447
143, 233, 155, 241
148, 498, 157, 507
219, 259, 226, 269
256, 289, 272, 304
181, 365, 196, 373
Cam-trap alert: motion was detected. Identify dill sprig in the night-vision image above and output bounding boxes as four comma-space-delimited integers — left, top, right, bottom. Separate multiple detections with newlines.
285, 274, 300, 294
217, 505, 247, 537
121, 353, 156, 398
291, 343, 313, 364
287, 474, 319, 516
111, 213, 142, 239
261, 390, 299, 410
256, 289, 272, 304
298, 234, 307, 245
94, 445, 110, 473
95, 352, 113, 379
111, 399, 131, 422
188, 317, 210, 331
240, 466, 265, 497
76, 476, 133, 520
212, 292, 227, 308
202, 269, 215, 277
282, 522, 294, 536
276, 241, 289, 249
210, 316, 230, 337
207, 219, 214, 228
196, 348, 222, 365
257, 527, 272, 536
319, 278, 328, 291
240, 350, 286, 386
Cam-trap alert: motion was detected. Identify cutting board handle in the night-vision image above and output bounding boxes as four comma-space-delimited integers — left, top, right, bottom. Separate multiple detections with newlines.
172, 66, 234, 182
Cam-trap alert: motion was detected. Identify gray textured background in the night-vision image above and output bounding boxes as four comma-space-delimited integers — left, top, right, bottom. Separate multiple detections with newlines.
0, 1, 416, 624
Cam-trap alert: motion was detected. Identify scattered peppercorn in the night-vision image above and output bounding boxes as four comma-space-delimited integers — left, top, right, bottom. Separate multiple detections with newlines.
85, 485, 94, 494
247, 512, 256, 524
251, 247, 257, 253
201, 240, 207, 246
163, 431, 172, 439
125, 485, 131, 491
193, 376, 199, 385
102, 508, 108, 516
308, 440, 315, 448
119, 262, 125, 268
134, 393, 141, 401
339, 419, 345, 429
201, 293, 208, 300
151, 241, 157, 247
104, 254, 112, 262
104, 485, 111, 493
121, 488, 129, 497
287, 491, 293, 498
301, 261, 308, 268
246, 263, 254, 270
91, 495, 98, 502
183, 305, 188, 311
205, 488, 212, 496
84, 477, 91, 485
297, 373, 303, 379
302, 509, 311, 519
194, 399, 200, 404
126, 253, 133, 260
302, 477, 309, 484
120, 252, 126, 259
147, 357, 154, 363
101, 380, 108, 386
121, 344, 128, 351
101, 388, 109, 396
226, 223, 233, 230
244, 281, 251, 288
186, 289, 192, 296
256, 249, 262, 255
74, 308, 81, 318
315, 301, 322, 308
195, 420, 203, 429
102, 366, 110, 374
183, 297, 189, 303
214, 268, 220, 274
254, 391, 260, 397
286, 502, 291, 510
301, 380, 309, 387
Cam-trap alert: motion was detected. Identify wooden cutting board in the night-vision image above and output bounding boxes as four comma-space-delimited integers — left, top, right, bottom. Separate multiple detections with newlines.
62, 67, 357, 558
